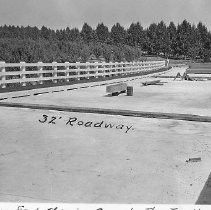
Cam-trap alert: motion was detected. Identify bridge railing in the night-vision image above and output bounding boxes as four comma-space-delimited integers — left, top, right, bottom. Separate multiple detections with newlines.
0, 60, 166, 88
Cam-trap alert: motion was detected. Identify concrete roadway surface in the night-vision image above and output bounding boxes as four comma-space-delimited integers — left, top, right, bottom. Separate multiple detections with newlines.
0, 66, 211, 204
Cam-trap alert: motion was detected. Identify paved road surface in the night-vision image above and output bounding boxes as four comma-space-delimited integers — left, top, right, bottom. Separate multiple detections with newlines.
0, 66, 211, 204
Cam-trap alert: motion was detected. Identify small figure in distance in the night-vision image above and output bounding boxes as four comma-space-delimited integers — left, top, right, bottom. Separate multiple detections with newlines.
182, 72, 194, 81
173, 72, 182, 80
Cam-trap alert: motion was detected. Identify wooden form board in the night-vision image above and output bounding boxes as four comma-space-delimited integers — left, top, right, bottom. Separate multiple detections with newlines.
186, 69, 211, 74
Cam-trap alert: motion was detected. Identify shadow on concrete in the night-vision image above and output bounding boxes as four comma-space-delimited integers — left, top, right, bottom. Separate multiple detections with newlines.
196, 172, 211, 204
104, 93, 113, 97
104, 91, 126, 97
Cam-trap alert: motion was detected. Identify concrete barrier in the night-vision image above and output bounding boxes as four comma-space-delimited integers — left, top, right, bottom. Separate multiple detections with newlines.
106, 83, 127, 95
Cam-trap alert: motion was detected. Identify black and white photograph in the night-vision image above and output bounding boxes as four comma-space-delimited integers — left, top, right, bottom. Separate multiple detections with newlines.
0, 0, 211, 208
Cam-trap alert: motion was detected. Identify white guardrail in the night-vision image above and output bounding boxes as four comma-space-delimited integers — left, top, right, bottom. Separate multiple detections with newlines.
0, 60, 166, 88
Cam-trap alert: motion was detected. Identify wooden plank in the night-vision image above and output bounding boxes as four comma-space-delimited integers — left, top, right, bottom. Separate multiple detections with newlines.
0, 67, 125, 77
0, 61, 165, 68
189, 63, 211, 69
142, 80, 161, 86
186, 69, 211, 74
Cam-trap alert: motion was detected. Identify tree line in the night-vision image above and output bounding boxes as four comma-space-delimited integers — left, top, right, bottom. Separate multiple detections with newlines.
0, 20, 211, 63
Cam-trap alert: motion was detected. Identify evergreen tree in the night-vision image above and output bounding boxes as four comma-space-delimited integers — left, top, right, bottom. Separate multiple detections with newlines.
81, 23, 94, 43
146, 23, 158, 54
187, 24, 201, 60
196, 22, 211, 60
69, 28, 81, 42
176, 20, 192, 57
40, 26, 52, 40
127, 22, 144, 47
0, 20, 211, 63
96, 23, 109, 43
155, 21, 169, 56
167, 21, 177, 56
110, 23, 127, 45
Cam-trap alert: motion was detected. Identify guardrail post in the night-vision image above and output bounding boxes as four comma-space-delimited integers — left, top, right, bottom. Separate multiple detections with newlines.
116, 63, 120, 75
121, 62, 124, 75
86, 62, 90, 79
145, 62, 148, 72
113, 62, 116, 76
118, 62, 121, 75
125, 62, 128, 74
138, 61, 141, 73
76, 62, 80, 80
114, 62, 118, 76
125, 63, 129, 75
144, 62, 147, 72
148, 62, 150, 72
108, 61, 111, 77
38, 61, 43, 85
120, 61, 123, 75
141, 61, 144, 72
128, 63, 131, 75
135, 61, 138, 74
111, 61, 115, 77
130, 62, 133, 74
102, 63, 106, 77
95, 62, 98, 78
136, 61, 139, 73
137, 61, 140, 73
0, 61, 6, 88
133, 62, 136, 74
65, 62, 70, 82
116, 62, 119, 76
52, 61, 57, 83
20, 61, 26, 86
131, 62, 133, 74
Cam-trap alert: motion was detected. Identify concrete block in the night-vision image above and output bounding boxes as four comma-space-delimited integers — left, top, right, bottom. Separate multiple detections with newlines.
106, 83, 127, 93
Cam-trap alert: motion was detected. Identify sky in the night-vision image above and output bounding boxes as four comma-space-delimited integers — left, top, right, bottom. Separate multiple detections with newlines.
0, 0, 210, 30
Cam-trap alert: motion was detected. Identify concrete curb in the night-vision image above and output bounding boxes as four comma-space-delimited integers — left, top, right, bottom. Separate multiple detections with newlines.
0, 102, 211, 123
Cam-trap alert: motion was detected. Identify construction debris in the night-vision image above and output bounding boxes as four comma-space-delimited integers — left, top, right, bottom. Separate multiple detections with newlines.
173, 72, 182, 80
186, 157, 202, 163
183, 72, 195, 81
142, 80, 164, 86
174, 72, 195, 81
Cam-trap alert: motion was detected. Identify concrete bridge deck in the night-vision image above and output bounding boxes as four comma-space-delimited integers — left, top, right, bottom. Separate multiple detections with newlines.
0, 66, 211, 204
2, 66, 211, 117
